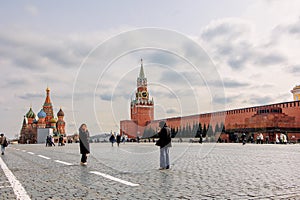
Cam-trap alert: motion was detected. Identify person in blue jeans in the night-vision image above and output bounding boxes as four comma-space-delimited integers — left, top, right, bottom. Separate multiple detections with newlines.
156, 121, 172, 170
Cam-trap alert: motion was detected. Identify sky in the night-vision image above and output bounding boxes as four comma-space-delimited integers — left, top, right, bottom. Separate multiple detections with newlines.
1, 0, 300, 139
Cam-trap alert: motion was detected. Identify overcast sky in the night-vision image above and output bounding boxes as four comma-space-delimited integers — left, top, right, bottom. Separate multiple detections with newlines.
1, 1, 300, 138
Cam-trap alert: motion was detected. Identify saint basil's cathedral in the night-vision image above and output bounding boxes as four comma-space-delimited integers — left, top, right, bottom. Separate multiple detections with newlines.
19, 87, 66, 144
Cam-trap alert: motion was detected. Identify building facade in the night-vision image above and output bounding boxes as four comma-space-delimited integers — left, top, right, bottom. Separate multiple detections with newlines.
19, 87, 66, 144
120, 64, 300, 142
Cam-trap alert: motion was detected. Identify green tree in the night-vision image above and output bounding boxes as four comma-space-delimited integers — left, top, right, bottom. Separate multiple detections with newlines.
207, 124, 213, 138
220, 122, 225, 133
195, 122, 202, 138
214, 123, 220, 136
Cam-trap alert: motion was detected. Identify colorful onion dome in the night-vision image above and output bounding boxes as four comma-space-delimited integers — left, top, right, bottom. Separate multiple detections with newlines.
26, 107, 36, 118
37, 109, 47, 118
50, 118, 57, 123
57, 108, 64, 117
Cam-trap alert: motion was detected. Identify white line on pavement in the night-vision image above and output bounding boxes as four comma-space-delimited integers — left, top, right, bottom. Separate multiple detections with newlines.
0, 157, 31, 200
54, 160, 73, 166
27, 152, 34, 155
0, 181, 9, 184
15, 149, 20, 151
38, 155, 51, 160
0, 185, 12, 188
22, 150, 26, 152
89, 171, 139, 187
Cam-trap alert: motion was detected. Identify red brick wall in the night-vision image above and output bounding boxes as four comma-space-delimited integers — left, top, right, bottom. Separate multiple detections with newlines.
121, 100, 300, 140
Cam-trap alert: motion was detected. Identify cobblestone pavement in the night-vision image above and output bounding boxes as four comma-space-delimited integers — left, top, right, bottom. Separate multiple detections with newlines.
0, 142, 300, 199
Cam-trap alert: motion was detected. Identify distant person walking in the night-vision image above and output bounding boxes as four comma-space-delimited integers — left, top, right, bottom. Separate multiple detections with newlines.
259, 133, 264, 144
109, 132, 115, 147
46, 135, 55, 146
79, 124, 90, 166
59, 135, 65, 146
276, 134, 280, 144
116, 134, 121, 147
241, 133, 246, 145
156, 121, 172, 170
0, 133, 8, 155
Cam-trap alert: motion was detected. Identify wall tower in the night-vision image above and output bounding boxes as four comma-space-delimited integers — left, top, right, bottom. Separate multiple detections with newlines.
130, 59, 154, 135
291, 85, 300, 101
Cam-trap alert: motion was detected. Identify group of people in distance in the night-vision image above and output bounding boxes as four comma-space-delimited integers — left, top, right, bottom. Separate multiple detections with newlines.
46, 135, 65, 147
78, 120, 172, 170
109, 133, 122, 147
46, 135, 55, 146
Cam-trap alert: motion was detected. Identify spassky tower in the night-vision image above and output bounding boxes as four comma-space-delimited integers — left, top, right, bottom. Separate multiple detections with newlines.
129, 59, 154, 134
120, 59, 154, 137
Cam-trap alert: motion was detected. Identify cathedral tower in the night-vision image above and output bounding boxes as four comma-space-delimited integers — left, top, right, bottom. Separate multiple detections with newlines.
43, 87, 54, 127
56, 108, 66, 135
130, 59, 154, 129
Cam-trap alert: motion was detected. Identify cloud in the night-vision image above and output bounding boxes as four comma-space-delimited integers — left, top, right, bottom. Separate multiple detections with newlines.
274, 17, 300, 37
17, 92, 44, 100
212, 94, 239, 105
287, 65, 300, 75
200, 18, 290, 72
99, 94, 112, 101
201, 18, 252, 42
246, 95, 275, 105
254, 53, 286, 66
147, 51, 179, 66
166, 107, 178, 114
208, 79, 249, 88
24, 5, 39, 16
1, 76, 31, 88
200, 18, 255, 70
159, 70, 185, 84
0, 29, 95, 72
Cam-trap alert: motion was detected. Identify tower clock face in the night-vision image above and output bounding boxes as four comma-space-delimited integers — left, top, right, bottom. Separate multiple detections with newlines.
141, 91, 148, 98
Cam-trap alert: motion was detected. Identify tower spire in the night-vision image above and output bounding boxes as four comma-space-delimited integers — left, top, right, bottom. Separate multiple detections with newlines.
44, 87, 51, 105
139, 58, 145, 79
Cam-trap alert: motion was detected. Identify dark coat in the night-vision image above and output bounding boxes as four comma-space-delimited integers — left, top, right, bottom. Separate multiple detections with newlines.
109, 135, 115, 143
116, 135, 121, 143
79, 129, 90, 154
157, 126, 172, 148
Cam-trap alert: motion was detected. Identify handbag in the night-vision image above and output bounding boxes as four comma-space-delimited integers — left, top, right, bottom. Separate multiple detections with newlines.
3, 139, 8, 147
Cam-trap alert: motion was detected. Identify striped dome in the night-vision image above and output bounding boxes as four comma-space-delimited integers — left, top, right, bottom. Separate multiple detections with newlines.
26, 108, 36, 118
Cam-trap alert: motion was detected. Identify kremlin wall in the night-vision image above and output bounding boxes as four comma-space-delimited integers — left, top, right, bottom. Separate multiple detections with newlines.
120, 62, 300, 143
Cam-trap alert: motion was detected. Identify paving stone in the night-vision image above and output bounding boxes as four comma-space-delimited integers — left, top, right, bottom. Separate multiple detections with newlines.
0, 143, 300, 199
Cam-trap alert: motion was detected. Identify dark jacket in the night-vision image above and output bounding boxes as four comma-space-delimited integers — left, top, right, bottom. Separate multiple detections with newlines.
0, 136, 7, 145
109, 135, 115, 143
157, 126, 172, 148
79, 128, 90, 154
116, 135, 121, 143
